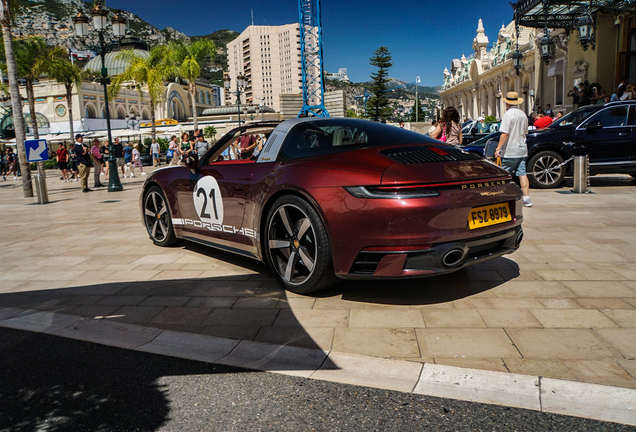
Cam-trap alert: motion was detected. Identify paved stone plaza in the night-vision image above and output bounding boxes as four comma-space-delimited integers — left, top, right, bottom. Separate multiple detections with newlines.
1, 170, 635, 389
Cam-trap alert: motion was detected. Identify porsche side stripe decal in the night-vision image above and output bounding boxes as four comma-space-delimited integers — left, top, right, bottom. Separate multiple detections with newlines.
172, 218, 257, 239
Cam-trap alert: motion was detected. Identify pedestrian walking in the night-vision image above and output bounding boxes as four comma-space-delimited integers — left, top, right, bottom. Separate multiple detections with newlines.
430, 107, 463, 145
179, 132, 190, 162
494, 91, 532, 208
150, 138, 160, 167
123, 141, 133, 177
100, 140, 109, 179
168, 135, 179, 166
130, 143, 146, 177
194, 134, 210, 157
74, 134, 92, 193
68, 142, 79, 181
112, 137, 125, 177
0, 149, 7, 178
91, 139, 105, 188
56, 143, 70, 182
4, 147, 17, 180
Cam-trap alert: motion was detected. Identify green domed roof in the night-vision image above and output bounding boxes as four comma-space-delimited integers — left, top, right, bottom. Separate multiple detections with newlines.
83, 49, 150, 76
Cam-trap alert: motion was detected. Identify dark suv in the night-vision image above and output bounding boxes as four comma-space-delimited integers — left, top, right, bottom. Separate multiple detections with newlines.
523, 101, 636, 188
462, 101, 636, 188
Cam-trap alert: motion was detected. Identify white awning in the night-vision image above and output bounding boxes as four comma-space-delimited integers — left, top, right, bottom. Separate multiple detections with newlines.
547, 61, 564, 77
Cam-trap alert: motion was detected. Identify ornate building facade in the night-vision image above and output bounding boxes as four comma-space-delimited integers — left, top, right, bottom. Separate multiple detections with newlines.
440, 20, 538, 120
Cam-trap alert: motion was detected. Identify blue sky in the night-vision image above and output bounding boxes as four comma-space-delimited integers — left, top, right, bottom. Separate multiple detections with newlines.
107, 0, 516, 86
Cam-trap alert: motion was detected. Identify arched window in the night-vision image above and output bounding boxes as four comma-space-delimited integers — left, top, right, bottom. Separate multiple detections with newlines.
85, 104, 96, 119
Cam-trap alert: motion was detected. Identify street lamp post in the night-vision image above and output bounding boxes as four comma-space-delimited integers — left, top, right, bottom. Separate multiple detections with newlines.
223, 73, 246, 126
72, 1, 125, 192
415, 76, 421, 123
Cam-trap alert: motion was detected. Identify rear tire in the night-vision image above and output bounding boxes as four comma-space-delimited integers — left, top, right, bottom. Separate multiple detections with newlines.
143, 186, 179, 247
264, 195, 337, 294
528, 151, 565, 189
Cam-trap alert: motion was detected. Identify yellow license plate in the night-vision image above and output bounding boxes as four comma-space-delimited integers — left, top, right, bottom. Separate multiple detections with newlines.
468, 203, 512, 229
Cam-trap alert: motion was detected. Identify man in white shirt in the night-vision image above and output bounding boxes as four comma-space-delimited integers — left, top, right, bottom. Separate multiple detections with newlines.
150, 139, 161, 167
495, 91, 532, 207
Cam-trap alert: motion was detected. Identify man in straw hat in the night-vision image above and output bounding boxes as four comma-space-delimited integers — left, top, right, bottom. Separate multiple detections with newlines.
495, 91, 532, 207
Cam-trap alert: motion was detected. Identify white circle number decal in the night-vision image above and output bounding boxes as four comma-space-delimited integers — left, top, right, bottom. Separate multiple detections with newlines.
193, 176, 224, 225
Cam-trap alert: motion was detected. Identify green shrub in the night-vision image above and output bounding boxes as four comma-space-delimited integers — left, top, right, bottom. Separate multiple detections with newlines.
157, 137, 169, 152
203, 126, 217, 142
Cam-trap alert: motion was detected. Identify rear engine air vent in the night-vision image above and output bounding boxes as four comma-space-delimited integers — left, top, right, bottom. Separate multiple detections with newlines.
382, 146, 482, 164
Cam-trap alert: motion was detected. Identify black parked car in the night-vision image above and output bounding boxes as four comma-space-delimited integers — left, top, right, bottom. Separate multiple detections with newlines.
461, 131, 501, 157
522, 101, 636, 188
461, 120, 501, 144
460, 101, 636, 188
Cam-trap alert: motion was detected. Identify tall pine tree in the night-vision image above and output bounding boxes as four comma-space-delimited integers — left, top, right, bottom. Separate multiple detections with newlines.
410, 98, 425, 122
366, 47, 392, 122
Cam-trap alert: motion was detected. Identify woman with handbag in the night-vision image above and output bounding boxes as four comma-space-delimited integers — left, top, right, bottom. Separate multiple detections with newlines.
430, 106, 463, 145
168, 135, 179, 166
91, 139, 105, 188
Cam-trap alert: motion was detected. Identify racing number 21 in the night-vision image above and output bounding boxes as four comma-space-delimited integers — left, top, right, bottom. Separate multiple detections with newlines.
196, 187, 218, 219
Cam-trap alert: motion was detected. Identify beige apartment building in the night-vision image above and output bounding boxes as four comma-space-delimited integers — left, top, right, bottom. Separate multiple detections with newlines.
227, 24, 302, 112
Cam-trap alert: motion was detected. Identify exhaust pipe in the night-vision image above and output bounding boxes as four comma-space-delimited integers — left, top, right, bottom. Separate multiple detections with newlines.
515, 230, 524, 248
441, 248, 465, 267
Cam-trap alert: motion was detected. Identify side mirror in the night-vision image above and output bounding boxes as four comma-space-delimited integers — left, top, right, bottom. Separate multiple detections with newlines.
585, 121, 603, 134
184, 154, 199, 174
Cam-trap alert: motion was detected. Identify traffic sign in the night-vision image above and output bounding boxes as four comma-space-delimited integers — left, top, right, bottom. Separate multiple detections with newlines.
25, 139, 49, 163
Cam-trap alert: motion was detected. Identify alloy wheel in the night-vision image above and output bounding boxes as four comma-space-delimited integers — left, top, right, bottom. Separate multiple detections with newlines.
531, 154, 563, 187
267, 203, 317, 286
144, 189, 171, 243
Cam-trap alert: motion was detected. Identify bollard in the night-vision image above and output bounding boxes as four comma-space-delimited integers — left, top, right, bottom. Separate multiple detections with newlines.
572, 155, 590, 193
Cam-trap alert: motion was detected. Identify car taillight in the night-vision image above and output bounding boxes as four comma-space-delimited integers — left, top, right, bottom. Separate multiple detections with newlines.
343, 186, 440, 199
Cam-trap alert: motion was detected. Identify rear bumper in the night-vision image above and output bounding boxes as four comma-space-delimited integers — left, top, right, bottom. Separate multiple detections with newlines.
339, 226, 522, 279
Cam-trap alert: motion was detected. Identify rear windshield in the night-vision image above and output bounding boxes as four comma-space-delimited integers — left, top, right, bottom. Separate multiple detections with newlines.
277, 119, 436, 161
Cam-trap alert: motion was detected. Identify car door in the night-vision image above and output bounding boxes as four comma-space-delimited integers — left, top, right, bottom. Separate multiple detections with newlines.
176, 159, 257, 253
575, 105, 632, 167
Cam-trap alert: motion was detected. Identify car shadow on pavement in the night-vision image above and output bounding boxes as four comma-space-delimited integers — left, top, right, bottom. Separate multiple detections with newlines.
0, 326, 251, 432
316, 257, 521, 306
182, 240, 520, 307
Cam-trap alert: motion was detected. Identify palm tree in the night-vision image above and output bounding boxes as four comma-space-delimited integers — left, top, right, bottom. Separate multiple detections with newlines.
0, 0, 32, 197
110, 45, 172, 142
48, 55, 83, 143
169, 39, 215, 130
14, 36, 66, 140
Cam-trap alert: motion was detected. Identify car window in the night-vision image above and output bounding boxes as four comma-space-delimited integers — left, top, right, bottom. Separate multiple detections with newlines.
278, 120, 435, 161
550, 108, 596, 128
580, 106, 629, 128
204, 127, 276, 164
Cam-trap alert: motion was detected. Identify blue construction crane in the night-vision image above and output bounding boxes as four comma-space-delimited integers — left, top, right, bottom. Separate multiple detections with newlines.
298, 0, 329, 117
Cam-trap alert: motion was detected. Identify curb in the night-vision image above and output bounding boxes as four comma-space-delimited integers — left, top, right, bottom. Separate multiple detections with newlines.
1, 307, 634, 426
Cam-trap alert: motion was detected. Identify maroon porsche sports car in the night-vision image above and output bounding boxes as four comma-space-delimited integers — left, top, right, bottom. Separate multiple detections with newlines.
140, 118, 524, 293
